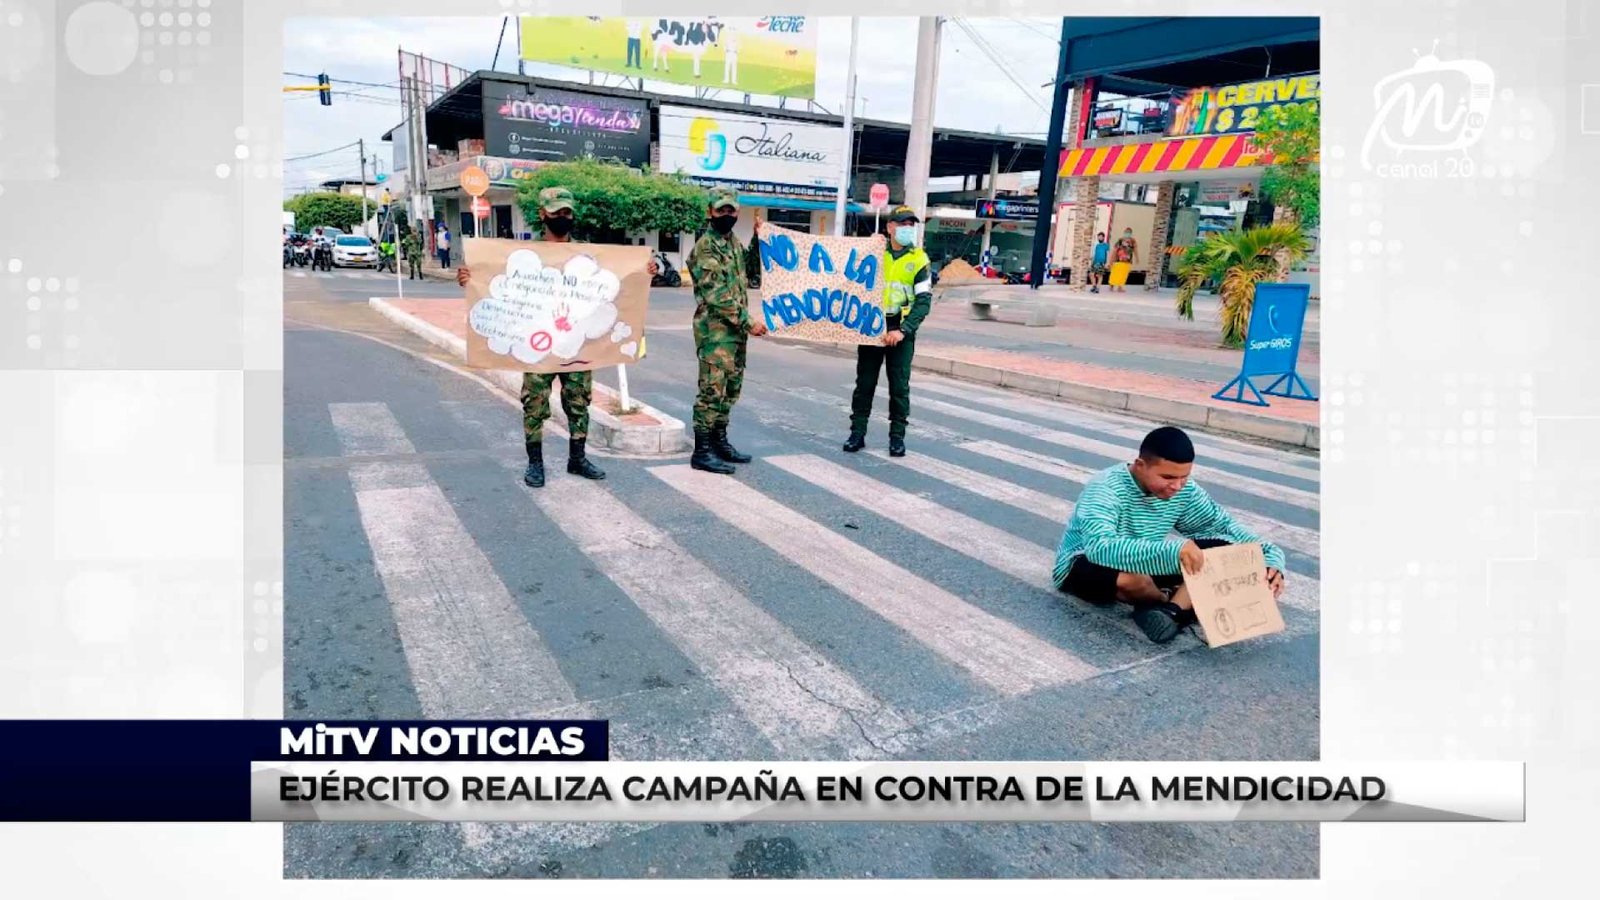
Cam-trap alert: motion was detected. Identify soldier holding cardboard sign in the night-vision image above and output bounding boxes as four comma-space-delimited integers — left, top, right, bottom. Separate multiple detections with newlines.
1050, 426, 1288, 644
686, 189, 768, 475
844, 206, 933, 458
456, 186, 657, 488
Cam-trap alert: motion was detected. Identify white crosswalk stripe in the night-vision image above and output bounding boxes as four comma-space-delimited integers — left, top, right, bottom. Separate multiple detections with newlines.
914, 378, 1321, 481
957, 440, 1320, 560
327, 402, 579, 717
914, 394, 1321, 511
534, 477, 912, 759
768, 453, 1054, 585
865, 448, 1075, 523
651, 464, 1103, 694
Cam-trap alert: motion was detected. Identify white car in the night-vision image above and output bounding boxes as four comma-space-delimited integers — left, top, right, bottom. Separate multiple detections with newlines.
332, 235, 377, 268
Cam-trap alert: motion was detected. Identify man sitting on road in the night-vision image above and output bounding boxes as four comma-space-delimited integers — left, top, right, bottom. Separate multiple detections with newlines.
1052, 426, 1287, 644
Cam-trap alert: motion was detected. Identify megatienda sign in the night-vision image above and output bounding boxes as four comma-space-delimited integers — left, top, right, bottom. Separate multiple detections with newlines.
483, 81, 651, 168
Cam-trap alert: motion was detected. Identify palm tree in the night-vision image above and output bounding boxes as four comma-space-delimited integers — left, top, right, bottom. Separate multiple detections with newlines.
1174, 224, 1311, 348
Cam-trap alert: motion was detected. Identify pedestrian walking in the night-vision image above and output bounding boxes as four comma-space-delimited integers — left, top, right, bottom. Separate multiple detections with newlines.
456, 187, 655, 488
686, 188, 768, 475
436, 224, 452, 270
1089, 231, 1110, 293
1109, 226, 1138, 292
843, 205, 933, 458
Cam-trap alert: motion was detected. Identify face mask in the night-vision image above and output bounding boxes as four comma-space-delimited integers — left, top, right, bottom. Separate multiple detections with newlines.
544, 216, 575, 237
710, 214, 737, 235
893, 225, 918, 247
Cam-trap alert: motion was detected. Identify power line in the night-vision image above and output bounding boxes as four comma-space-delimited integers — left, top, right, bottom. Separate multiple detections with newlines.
283, 71, 399, 91
284, 140, 360, 163
949, 19, 1049, 116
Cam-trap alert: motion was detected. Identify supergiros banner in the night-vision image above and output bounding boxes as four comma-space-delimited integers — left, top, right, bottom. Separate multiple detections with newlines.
1168, 73, 1321, 136
520, 16, 819, 100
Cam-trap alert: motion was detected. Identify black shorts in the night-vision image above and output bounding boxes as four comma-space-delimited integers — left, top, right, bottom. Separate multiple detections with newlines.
1059, 539, 1232, 606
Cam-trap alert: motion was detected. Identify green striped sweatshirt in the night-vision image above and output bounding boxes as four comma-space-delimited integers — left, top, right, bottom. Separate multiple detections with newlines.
1052, 464, 1286, 586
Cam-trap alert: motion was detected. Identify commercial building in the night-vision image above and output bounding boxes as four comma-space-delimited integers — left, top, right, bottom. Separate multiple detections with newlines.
1034, 16, 1320, 292
382, 71, 1048, 268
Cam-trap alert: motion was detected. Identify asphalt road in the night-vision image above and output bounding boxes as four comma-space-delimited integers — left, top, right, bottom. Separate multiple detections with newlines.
283, 267, 1322, 879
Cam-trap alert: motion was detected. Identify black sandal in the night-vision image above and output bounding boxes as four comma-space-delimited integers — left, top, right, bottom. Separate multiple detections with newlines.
1131, 600, 1196, 644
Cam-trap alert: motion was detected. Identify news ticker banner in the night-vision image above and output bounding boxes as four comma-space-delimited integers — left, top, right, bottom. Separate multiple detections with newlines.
0, 722, 1521, 823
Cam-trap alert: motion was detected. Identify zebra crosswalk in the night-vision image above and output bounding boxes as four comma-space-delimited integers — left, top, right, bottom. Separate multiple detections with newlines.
291, 368, 1321, 866
287, 268, 401, 280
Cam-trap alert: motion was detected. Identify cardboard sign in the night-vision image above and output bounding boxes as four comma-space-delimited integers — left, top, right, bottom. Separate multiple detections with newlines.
1181, 543, 1286, 648
463, 237, 652, 373
754, 223, 887, 346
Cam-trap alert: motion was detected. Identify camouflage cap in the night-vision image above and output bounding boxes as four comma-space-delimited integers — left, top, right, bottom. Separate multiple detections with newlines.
538, 186, 576, 214
708, 188, 741, 212
888, 205, 920, 223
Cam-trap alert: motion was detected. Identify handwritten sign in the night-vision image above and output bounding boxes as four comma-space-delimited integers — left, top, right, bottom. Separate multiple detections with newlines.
755, 223, 887, 345
463, 237, 651, 372
1181, 543, 1285, 648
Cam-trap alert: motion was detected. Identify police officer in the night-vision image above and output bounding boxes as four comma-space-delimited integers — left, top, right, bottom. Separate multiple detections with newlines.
457, 186, 654, 487
843, 205, 933, 458
686, 189, 768, 474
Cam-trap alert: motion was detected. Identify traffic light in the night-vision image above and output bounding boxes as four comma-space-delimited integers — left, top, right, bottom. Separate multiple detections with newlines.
317, 73, 331, 107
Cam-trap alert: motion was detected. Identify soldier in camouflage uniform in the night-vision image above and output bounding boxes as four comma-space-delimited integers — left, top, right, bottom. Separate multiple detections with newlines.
457, 186, 655, 487
685, 189, 768, 474
402, 227, 424, 280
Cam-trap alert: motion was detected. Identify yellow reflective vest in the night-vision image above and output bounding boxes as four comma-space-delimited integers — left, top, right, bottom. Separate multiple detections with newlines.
883, 246, 932, 319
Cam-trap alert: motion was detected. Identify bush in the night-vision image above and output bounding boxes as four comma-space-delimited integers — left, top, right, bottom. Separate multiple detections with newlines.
516, 158, 709, 243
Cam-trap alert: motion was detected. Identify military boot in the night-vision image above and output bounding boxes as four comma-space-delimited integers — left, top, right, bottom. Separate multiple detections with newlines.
691, 428, 736, 474
842, 432, 866, 453
710, 424, 752, 464
523, 441, 545, 488
566, 437, 605, 480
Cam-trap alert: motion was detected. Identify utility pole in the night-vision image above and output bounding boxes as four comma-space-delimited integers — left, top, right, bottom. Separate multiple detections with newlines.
358, 138, 369, 237
1028, 18, 1072, 290
902, 17, 943, 221
833, 17, 859, 237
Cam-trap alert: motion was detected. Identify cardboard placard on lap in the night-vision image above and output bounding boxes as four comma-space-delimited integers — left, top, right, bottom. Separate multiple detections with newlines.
754, 223, 888, 346
1181, 543, 1286, 648
463, 237, 652, 373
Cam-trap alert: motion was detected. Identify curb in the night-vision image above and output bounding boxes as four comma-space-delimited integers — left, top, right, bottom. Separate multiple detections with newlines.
367, 298, 690, 455
769, 336, 1317, 450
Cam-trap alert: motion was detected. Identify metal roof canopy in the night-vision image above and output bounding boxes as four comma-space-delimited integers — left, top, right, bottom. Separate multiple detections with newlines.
382, 72, 1048, 179
1062, 16, 1319, 94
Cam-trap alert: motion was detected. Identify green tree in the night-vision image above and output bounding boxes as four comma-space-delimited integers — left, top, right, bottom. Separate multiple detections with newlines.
1254, 102, 1320, 229
515, 158, 708, 243
1173, 224, 1311, 348
283, 192, 367, 233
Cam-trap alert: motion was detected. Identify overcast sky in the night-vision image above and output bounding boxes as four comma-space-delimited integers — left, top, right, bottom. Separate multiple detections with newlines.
282, 16, 1065, 196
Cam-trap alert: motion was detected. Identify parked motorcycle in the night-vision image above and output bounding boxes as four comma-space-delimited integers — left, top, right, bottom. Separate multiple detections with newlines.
649, 251, 682, 288
291, 240, 312, 268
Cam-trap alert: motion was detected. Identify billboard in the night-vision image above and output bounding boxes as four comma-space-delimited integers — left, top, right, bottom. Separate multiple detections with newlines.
520, 16, 819, 100
1168, 73, 1321, 137
658, 105, 843, 198
482, 80, 651, 167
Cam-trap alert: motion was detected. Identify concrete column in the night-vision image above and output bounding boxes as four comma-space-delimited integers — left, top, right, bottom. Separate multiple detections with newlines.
1146, 180, 1177, 290
979, 148, 999, 261
1069, 175, 1100, 288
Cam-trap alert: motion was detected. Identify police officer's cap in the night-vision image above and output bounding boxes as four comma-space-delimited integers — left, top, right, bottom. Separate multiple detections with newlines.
888, 205, 920, 224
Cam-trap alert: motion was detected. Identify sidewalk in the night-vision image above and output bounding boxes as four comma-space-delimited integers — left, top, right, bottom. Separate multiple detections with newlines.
788, 283, 1321, 450
365, 296, 690, 455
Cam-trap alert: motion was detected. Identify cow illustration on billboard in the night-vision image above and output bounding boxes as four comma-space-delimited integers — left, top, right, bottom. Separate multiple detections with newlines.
651, 18, 726, 79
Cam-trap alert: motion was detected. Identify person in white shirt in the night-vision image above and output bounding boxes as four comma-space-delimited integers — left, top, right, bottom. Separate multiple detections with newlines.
722, 27, 740, 85
625, 19, 643, 70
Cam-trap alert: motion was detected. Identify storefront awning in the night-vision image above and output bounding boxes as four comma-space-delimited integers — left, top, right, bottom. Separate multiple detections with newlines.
1059, 133, 1312, 178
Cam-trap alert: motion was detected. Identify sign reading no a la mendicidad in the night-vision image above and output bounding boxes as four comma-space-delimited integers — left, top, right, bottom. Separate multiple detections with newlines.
755, 224, 887, 346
